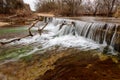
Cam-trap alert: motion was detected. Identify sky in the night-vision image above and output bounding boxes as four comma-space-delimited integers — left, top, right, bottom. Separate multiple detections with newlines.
23, 0, 37, 11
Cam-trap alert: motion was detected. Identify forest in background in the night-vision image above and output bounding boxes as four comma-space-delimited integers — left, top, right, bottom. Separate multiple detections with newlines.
35, 0, 120, 17
0, 0, 31, 16
0, 0, 120, 17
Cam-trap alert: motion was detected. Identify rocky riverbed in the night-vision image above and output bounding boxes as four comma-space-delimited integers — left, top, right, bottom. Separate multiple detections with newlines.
0, 47, 120, 80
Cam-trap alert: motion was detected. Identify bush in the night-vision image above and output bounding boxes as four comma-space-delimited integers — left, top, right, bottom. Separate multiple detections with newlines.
114, 6, 120, 18
55, 6, 71, 16
36, 1, 58, 13
0, 0, 31, 14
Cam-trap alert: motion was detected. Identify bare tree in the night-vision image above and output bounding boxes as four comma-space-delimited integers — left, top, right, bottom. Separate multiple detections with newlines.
35, 0, 120, 16
90, 0, 120, 16
103, 0, 116, 16
93, 0, 102, 16
0, 0, 26, 14
97, 0, 120, 16
35, 0, 82, 16
62, 0, 82, 16
35, 0, 57, 12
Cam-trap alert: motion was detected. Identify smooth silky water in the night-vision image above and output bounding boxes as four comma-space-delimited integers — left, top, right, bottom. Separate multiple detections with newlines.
0, 18, 120, 65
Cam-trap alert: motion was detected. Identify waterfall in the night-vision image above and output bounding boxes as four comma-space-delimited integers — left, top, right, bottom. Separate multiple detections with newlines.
0, 17, 119, 64
51, 18, 120, 52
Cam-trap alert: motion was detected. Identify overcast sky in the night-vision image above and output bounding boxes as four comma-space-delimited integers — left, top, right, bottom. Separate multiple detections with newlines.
23, 0, 37, 11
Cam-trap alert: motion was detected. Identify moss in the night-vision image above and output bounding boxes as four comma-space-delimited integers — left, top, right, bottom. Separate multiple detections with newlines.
20, 54, 33, 62
0, 46, 33, 61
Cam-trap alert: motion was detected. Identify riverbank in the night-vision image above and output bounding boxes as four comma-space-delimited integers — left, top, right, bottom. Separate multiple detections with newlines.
1, 13, 120, 28
62, 16, 120, 24
0, 48, 120, 80
0, 13, 37, 27
40, 50, 120, 80
0, 22, 10, 27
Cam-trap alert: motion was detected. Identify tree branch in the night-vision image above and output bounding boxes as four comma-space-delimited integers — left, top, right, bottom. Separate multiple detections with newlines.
38, 22, 48, 35
0, 20, 40, 45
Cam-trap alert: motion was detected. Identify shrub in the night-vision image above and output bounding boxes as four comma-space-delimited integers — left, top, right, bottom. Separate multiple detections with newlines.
114, 6, 120, 18
36, 1, 58, 13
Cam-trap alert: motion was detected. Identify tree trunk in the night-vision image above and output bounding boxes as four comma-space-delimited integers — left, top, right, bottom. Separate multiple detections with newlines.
107, 0, 116, 17
93, 4, 99, 16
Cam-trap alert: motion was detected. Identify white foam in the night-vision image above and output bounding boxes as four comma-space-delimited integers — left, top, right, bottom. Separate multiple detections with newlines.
0, 20, 117, 65
0, 22, 101, 50
43, 35, 100, 50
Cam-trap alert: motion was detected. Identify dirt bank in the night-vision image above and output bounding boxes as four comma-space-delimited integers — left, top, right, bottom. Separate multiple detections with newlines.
35, 13, 55, 17
39, 50, 120, 80
37, 52, 120, 80
0, 22, 10, 27
0, 13, 37, 27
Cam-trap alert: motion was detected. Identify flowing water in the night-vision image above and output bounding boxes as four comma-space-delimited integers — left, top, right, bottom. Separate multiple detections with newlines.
0, 17, 120, 64
51, 18, 120, 52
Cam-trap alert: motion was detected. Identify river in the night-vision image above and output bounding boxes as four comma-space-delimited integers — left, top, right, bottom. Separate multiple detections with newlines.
0, 17, 120, 80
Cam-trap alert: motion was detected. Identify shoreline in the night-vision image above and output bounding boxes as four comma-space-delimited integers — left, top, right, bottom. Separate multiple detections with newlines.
0, 13, 120, 28
0, 22, 10, 27
0, 48, 120, 80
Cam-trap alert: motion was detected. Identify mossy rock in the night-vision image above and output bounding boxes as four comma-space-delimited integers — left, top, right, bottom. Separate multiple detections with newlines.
0, 46, 33, 61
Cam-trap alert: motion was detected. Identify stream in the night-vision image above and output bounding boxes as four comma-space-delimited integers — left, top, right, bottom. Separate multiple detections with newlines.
0, 17, 120, 80
0, 17, 120, 65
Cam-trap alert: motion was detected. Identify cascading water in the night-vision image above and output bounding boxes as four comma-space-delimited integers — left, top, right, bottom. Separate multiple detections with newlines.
0, 17, 120, 65
51, 18, 120, 53
1, 17, 119, 53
